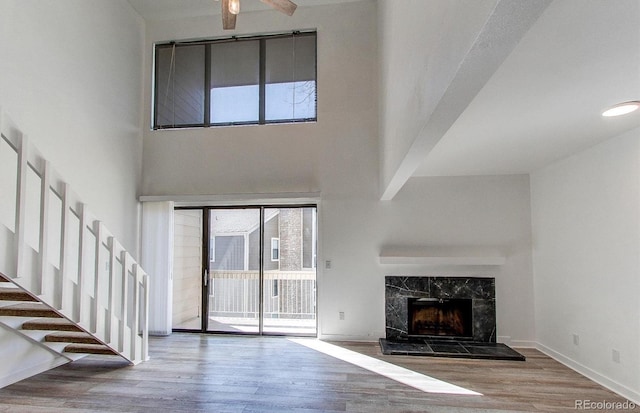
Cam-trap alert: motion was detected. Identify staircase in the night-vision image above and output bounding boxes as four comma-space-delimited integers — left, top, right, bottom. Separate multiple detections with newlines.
0, 274, 117, 360
0, 108, 149, 371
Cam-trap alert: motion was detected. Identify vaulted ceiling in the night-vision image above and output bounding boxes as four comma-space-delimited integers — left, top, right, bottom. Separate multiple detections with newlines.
127, 0, 363, 20
414, 0, 640, 178
127, 0, 640, 199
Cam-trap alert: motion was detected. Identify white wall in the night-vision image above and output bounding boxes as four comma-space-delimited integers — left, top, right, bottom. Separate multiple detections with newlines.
141, 1, 535, 343
531, 127, 640, 402
320, 175, 534, 343
0, 0, 144, 255
0, 326, 68, 388
142, 1, 378, 199
0, 0, 144, 387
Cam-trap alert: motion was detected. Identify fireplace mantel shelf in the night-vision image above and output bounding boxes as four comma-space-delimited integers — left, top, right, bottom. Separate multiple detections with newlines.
379, 247, 506, 266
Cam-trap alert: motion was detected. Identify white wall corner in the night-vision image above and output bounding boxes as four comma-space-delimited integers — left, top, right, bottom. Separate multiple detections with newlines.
536, 342, 640, 405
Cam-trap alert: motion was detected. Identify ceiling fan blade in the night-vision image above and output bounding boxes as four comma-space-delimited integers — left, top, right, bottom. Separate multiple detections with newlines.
260, 0, 297, 16
222, 0, 237, 30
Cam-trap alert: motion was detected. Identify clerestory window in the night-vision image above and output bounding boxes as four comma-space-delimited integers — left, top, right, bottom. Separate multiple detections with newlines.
154, 31, 317, 129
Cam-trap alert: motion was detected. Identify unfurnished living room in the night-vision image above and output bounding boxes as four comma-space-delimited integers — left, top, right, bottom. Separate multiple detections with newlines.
0, 0, 638, 412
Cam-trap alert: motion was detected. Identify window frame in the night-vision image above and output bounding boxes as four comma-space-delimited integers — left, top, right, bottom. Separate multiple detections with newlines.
153, 31, 317, 130
271, 237, 280, 262
302, 208, 317, 269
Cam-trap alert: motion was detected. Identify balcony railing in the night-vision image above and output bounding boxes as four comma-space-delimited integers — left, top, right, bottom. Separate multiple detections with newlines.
209, 270, 316, 320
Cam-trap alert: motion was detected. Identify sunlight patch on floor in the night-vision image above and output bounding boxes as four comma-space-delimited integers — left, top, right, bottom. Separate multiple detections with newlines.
289, 338, 483, 396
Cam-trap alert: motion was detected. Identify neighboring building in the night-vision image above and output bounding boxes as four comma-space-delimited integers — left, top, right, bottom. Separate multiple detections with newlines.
209, 209, 317, 321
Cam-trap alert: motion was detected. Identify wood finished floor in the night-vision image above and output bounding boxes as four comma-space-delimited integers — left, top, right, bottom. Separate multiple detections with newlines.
0, 334, 635, 412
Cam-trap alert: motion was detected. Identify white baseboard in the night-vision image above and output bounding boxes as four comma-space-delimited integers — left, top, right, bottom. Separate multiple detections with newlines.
536, 342, 640, 405
0, 357, 69, 389
317, 333, 381, 342
511, 340, 537, 348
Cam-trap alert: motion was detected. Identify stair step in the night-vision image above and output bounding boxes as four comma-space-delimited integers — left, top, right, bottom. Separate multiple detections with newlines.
0, 303, 61, 318
0, 300, 28, 309
22, 318, 82, 332
45, 331, 101, 345
0, 274, 9, 282
0, 315, 39, 329
0, 287, 36, 302
64, 343, 116, 355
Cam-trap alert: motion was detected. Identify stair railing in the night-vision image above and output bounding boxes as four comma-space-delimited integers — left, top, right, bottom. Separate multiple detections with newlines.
0, 108, 149, 364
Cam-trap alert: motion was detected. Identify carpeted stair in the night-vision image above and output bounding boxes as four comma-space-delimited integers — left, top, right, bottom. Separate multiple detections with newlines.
0, 274, 117, 358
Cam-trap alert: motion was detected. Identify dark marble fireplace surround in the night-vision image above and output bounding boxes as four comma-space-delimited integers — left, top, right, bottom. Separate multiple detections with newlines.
382, 276, 525, 361
385, 276, 496, 342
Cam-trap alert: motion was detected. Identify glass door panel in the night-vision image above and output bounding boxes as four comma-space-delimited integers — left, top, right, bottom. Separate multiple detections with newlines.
207, 208, 260, 333
172, 210, 204, 330
262, 207, 317, 335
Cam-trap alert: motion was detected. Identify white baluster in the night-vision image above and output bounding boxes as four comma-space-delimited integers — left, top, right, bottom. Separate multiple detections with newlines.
14, 133, 27, 280
131, 264, 140, 362
76, 204, 88, 324
107, 237, 116, 344
142, 273, 150, 362
58, 184, 71, 311
93, 221, 104, 336
120, 251, 129, 355
38, 160, 51, 297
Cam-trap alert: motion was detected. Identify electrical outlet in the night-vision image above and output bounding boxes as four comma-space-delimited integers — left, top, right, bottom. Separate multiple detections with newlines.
325, 260, 332, 269
339, 311, 345, 320
612, 349, 620, 363
572, 333, 579, 346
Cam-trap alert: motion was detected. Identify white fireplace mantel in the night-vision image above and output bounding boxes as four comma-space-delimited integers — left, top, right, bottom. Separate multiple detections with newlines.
378, 246, 506, 266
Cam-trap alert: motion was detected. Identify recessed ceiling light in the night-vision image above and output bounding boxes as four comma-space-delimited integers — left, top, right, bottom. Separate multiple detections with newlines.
602, 101, 640, 117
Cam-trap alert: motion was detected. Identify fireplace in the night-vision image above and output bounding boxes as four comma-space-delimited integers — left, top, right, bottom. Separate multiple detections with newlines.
385, 276, 496, 343
382, 276, 526, 361
408, 298, 473, 339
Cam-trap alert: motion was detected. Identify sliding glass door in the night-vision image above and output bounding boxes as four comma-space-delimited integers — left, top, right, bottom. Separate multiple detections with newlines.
207, 208, 261, 333
172, 206, 317, 336
262, 208, 317, 335
172, 209, 203, 330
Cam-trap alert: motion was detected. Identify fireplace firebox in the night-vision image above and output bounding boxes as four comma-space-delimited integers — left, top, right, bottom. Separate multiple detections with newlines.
408, 298, 473, 339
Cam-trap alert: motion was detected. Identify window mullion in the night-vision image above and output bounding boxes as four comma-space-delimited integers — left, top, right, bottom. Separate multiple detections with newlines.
153, 47, 160, 129
259, 38, 266, 124
204, 44, 211, 126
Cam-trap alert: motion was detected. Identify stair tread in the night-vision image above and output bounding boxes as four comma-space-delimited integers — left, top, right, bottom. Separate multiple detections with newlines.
45, 331, 101, 344
22, 318, 82, 332
1, 302, 52, 310
0, 287, 36, 301
0, 302, 61, 318
64, 343, 117, 355
0, 275, 130, 363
